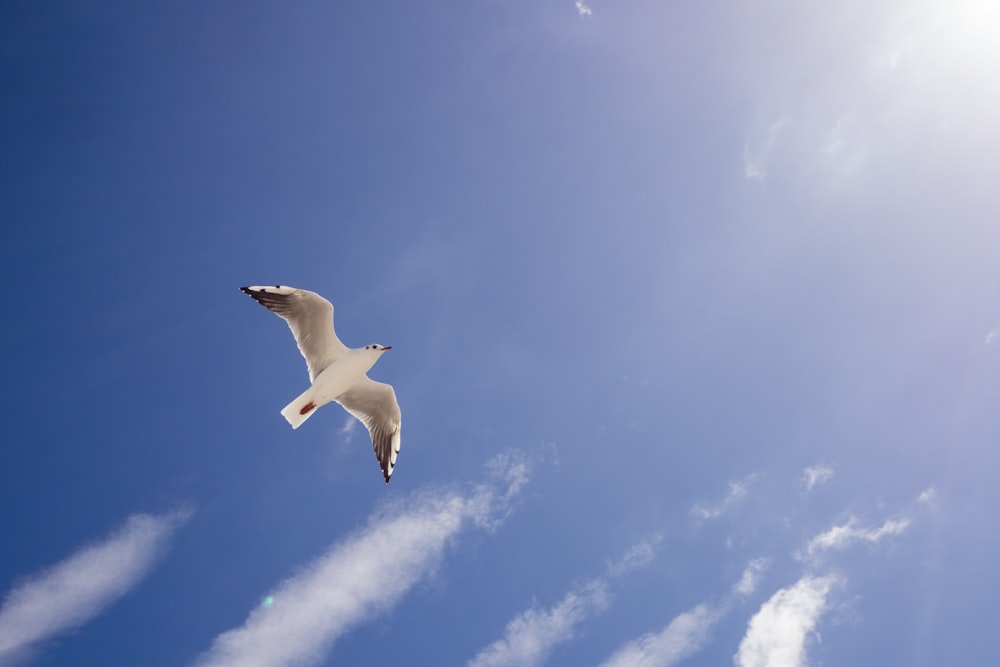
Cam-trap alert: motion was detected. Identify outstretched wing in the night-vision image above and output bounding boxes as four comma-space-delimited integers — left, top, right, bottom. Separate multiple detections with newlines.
336, 376, 402, 483
240, 285, 349, 381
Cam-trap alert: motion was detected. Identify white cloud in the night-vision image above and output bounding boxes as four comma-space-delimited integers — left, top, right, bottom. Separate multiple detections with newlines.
804, 516, 911, 558
800, 465, 835, 492
338, 415, 359, 441
467, 579, 608, 667
607, 533, 664, 578
195, 452, 531, 667
468, 535, 661, 667
743, 117, 788, 181
473, 450, 532, 530
986, 327, 1000, 344
734, 575, 838, 667
917, 487, 937, 506
575, 1, 593, 17
690, 474, 759, 521
732, 558, 771, 598
0, 508, 192, 666
598, 558, 767, 667
599, 604, 719, 667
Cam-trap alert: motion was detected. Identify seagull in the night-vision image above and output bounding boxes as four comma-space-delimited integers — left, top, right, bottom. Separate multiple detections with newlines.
240, 285, 402, 483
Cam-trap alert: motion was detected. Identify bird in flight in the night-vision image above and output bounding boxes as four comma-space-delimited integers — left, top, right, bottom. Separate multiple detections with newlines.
240, 285, 402, 483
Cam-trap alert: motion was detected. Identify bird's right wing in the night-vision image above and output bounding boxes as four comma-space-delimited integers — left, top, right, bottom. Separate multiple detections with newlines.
240, 285, 348, 381
336, 376, 402, 483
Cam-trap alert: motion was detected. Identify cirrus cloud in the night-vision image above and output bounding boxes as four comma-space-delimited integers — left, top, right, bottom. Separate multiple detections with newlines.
0, 508, 192, 666
194, 452, 531, 667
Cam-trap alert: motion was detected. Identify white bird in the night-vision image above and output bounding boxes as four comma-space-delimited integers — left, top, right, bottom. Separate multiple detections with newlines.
240, 285, 402, 483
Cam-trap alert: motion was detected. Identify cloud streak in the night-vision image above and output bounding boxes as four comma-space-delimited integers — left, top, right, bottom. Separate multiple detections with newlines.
575, 1, 593, 17
338, 415, 359, 441
467, 535, 662, 667
468, 579, 609, 667
732, 558, 771, 598
917, 487, 938, 507
0, 508, 192, 666
804, 516, 911, 558
607, 533, 664, 578
743, 117, 788, 181
598, 604, 719, 667
598, 559, 769, 667
690, 474, 759, 521
734, 575, 838, 667
801, 465, 834, 492
195, 452, 531, 667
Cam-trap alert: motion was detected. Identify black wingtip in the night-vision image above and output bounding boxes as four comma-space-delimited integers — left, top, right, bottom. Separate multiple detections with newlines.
240, 286, 282, 296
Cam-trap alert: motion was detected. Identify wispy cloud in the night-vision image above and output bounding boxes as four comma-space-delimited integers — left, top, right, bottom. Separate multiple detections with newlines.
599, 604, 720, 667
732, 558, 771, 598
742, 2, 1000, 191
801, 465, 835, 492
734, 575, 839, 667
607, 533, 664, 578
338, 415, 359, 442
0, 508, 192, 666
917, 487, 938, 507
476, 450, 532, 529
468, 579, 609, 667
803, 516, 911, 559
598, 559, 769, 667
690, 474, 759, 521
195, 452, 531, 667
743, 117, 787, 181
468, 535, 661, 667
575, 1, 593, 17
986, 327, 1000, 344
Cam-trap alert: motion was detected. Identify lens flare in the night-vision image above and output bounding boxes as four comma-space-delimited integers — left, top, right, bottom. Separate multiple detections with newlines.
261, 595, 274, 608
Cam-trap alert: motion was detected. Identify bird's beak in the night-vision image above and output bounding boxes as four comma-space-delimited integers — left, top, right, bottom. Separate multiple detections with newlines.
382, 346, 392, 351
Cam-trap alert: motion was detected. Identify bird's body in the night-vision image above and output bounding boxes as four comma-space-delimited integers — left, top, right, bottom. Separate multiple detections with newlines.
279, 346, 385, 429
240, 285, 402, 482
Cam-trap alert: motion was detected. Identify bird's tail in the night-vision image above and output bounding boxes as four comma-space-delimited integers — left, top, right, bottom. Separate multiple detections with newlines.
280, 386, 321, 430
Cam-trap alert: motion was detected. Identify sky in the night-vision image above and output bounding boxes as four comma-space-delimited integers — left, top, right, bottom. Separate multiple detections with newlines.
1, 0, 999, 665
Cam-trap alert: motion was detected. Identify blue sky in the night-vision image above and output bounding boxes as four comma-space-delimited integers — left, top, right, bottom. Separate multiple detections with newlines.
2, 1, 999, 665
